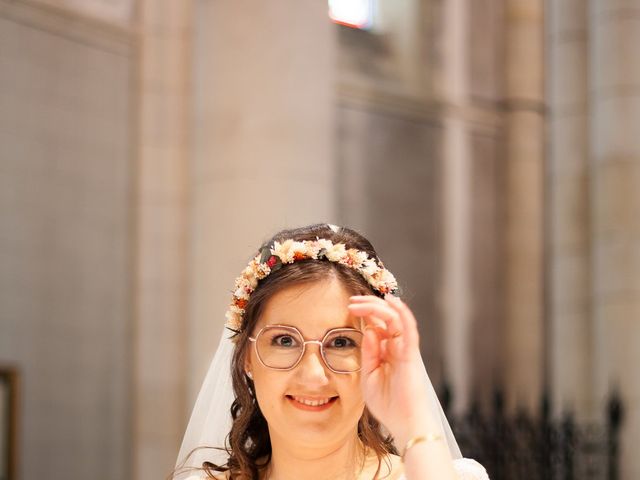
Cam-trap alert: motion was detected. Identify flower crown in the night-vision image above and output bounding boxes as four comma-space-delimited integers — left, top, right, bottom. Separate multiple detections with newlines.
225, 238, 399, 335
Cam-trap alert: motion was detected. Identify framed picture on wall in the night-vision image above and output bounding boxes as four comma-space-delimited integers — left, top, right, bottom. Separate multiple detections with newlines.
0, 368, 17, 480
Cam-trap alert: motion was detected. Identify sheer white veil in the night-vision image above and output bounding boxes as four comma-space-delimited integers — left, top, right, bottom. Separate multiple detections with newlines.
174, 328, 462, 479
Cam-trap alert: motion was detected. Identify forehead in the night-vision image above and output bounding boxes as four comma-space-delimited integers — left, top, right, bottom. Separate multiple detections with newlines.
257, 276, 360, 336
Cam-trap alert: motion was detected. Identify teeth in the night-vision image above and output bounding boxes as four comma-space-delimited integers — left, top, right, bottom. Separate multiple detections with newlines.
292, 396, 333, 406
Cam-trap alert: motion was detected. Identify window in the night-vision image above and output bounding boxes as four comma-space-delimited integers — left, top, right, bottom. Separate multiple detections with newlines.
329, 0, 375, 30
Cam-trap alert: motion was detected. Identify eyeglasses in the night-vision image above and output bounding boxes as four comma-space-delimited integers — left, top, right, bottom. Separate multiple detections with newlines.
248, 325, 363, 374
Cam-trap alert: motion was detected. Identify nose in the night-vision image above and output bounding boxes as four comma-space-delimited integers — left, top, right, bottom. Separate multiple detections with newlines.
295, 342, 330, 384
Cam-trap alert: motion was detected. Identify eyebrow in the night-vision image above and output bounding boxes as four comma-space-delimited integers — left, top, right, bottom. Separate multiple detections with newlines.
265, 323, 362, 338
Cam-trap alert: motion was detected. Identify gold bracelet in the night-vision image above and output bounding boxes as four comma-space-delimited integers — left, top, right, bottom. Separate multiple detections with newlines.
401, 434, 444, 463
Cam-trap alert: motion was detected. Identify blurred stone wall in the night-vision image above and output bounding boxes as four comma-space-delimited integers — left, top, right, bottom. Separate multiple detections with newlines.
335, 0, 506, 412
548, 0, 640, 477
0, 1, 135, 479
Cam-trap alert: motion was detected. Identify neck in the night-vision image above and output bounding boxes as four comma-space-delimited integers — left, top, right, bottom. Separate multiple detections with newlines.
264, 429, 367, 480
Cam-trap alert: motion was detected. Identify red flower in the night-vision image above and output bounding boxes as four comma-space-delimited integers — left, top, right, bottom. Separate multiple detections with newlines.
235, 298, 248, 309
293, 252, 306, 261
267, 256, 277, 268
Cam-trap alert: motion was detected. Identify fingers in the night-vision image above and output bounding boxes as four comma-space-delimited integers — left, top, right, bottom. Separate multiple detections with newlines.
386, 295, 419, 350
361, 326, 381, 374
348, 296, 403, 338
349, 295, 420, 350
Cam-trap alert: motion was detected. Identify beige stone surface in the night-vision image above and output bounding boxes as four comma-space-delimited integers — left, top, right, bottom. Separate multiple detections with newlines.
505, 0, 544, 101
591, 16, 640, 93
31, 0, 134, 25
469, 0, 504, 103
592, 0, 640, 13
547, 0, 592, 421
0, 5, 133, 480
133, 1, 191, 479
547, 114, 589, 175
548, 39, 588, 110
547, 0, 588, 35
592, 301, 640, 398
592, 235, 640, 302
503, 0, 545, 413
592, 160, 640, 238
469, 131, 502, 409
549, 172, 590, 250
591, 97, 640, 162
549, 310, 593, 415
589, 2, 640, 476
550, 250, 591, 315
336, 0, 429, 102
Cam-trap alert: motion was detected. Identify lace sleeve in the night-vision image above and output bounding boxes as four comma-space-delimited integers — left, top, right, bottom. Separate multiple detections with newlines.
453, 458, 490, 479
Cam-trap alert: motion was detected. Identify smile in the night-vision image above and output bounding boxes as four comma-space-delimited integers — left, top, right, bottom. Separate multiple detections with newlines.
287, 395, 338, 411
292, 396, 333, 406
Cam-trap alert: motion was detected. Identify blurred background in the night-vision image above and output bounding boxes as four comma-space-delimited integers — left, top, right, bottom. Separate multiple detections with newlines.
0, 0, 638, 479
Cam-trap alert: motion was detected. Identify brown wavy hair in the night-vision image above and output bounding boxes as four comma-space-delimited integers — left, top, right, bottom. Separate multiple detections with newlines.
173, 224, 398, 480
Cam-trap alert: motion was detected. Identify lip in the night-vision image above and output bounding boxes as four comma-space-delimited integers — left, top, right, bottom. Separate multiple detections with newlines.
286, 395, 338, 412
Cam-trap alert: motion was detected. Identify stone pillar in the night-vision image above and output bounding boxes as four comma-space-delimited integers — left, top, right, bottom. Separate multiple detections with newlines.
590, 1, 640, 477
133, 1, 191, 479
503, 0, 545, 413
547, 0, 592, 420
440, 0, 473, 414
188, 1, 337, 400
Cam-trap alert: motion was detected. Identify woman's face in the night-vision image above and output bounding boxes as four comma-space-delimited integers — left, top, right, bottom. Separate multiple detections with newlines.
245, 275, 365, 449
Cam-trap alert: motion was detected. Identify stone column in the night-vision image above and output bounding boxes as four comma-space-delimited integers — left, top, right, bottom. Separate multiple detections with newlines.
503, 0, 545, 413
188, 0, 337, 400
440, 0, 473, 414
590, 1, 640, 477
133, 1, 191, 479
547, 0, 592, 420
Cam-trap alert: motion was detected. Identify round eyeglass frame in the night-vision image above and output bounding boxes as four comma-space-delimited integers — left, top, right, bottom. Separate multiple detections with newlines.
248, 324, 363, 374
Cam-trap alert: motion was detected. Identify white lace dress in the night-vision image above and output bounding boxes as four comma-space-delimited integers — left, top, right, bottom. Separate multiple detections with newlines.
184, 457, 490, 479
399, 458, 490, 479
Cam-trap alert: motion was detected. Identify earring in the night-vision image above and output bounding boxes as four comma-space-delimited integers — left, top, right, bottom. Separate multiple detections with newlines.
246, 371, 253, 380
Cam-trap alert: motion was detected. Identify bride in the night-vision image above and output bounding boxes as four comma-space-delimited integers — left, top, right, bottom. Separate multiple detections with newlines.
173, 224, 489, 480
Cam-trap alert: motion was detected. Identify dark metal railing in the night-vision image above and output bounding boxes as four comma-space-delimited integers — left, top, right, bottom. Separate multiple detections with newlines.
441, 387, 624, 480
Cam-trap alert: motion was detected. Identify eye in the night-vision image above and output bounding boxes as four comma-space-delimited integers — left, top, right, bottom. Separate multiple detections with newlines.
271, 334, 298, 348
327, 336, 357, 349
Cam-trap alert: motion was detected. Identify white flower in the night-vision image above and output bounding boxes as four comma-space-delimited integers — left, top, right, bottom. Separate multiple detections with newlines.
346, 249, 368, 266
271, 239, 295, 263
380, 269, 398, 287
361, 259, 378, 276
225, 308, 242, 331
290, 241, 309, 260
324, 243, 347, 262
316, 238, 334, 254
234, 280, 252, 300
305, 240, 323, 259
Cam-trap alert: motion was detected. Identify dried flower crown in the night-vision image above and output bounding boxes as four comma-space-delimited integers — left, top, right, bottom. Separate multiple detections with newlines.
225, 238, 399, 335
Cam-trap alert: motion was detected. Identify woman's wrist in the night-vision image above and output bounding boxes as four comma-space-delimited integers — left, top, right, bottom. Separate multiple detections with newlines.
389, 413, 444, 449
401, 434, 444, 462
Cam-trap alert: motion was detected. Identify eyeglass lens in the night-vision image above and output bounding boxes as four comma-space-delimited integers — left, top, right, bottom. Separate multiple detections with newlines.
254, 326, 363, 372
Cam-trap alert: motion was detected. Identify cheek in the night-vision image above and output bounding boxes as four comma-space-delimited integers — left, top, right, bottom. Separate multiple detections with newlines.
251, 367, 286, 412
339, 375, 365, 409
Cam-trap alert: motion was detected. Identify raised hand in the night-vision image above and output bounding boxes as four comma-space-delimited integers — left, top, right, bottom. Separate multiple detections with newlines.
347, 295, 438, 444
